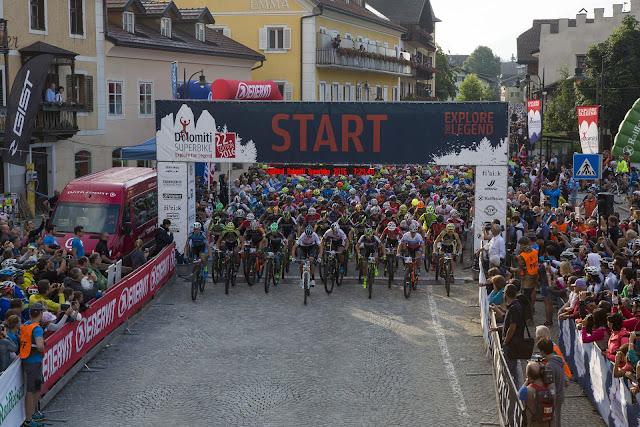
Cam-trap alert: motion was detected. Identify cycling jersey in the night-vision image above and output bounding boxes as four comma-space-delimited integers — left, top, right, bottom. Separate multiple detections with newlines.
220, 229, 240, 243
296, 233, 321, 247
305, 213, 322, 226
430, 223, 447, 239
245, 228, 265, 244
277, 217, 298, 237
358, 235, 381, 253
267, 232, 286, 251
438, 230, 460, 247
447, 218, 465, 234
188, 232, 206, 247
323, 229, 348, 246
419, 212, 437, 229
382, 227, 403, 242
401, 232, 424, 249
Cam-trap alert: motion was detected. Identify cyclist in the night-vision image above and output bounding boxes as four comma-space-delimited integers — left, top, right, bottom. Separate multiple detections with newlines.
419, 205, 437, 232
291, 225, 321, 287
266, 223, 287, 279
356, 227, 383, 289
243, 220, 266, 251
305, 207, 322, 228
320, 222, 349, 271
397, 223, 425, 275
381, 221, 403, 249
433, 223, 462, 278
447, 209, 466, 236
216, 222, 241, 266
184, 222, 209, 274
277, 211, 298, 241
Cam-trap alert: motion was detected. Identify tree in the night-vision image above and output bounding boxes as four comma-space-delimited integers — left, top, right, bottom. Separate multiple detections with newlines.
577, 15, 640, 135
543, 66, 578, 134
435, 46, 457, 101
457, 74, 484, 101
482, 85, 500, 101
462, 46, 501, 79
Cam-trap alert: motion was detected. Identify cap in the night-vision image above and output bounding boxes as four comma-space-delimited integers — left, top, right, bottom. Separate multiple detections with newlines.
42, 311, 56, 322
29, 302, 46, 311
573, 279, 587, 289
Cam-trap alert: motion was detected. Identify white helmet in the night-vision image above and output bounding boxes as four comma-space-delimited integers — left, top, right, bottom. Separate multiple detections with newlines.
349, 188, 356, 195
370, 206, 381, 215
388, 222, 396, 232
383, 202, 391, 210
560, 250, 576, 261
246, 213, 255, 221
370, 199, 378, 206
235, 209, 245, 218
308, 207, 316, 215
585, 266, 600, 276
1, 259, 16, 269
250, 220, 259, 231
192, 222, 202, 230
409, 223, 419, 232
450, 209, 459, 217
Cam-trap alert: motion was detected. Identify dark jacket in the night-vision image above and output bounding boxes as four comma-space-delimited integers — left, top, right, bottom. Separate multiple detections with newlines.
64, 276, 98, 301
154, 226, 173, 255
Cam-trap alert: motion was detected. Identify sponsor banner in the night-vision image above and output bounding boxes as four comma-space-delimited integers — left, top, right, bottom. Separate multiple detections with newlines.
474, 165, 507, 253
204, 163, 216, 185
479, 286, 492, 357
558, 319, 639, 426
578, 106, 599, 154
491, 329, 524, 427
158, 163, 189, 254
3, 54, 55, 165
0, 359, 25, 427
187, 162, 196, 237
171, 62, 178, 100
527, 99, 541, 145
613, 98, 640, 162
210, 79, 283, 101
155, 101, 509, 165
41, 243, 175, 393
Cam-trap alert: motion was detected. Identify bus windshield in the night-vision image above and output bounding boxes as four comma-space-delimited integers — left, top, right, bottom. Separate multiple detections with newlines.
51, 202, 121, 234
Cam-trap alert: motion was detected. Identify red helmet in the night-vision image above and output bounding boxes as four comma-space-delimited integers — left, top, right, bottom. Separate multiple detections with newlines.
337, 182, 344, 187
384, 184, 391, 190
305, 190, 313, 198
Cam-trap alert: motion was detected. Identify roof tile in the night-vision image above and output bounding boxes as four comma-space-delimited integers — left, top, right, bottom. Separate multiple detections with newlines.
314, 0, 406, 32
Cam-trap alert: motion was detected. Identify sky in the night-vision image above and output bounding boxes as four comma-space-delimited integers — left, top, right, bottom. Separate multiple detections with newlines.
430, 0, 626, 60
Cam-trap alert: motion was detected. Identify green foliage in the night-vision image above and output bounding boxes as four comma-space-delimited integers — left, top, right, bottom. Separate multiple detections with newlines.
482, 85, 500, 101
462, 46, 501, 78
577, 15, 640, 135
434, 46, 458, 101
457, 74, 484, 101
543, 66, 578, 134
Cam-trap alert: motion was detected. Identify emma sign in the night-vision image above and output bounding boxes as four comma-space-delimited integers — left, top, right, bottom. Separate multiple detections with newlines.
250, 0, 290, 10
155, 101, 509, 166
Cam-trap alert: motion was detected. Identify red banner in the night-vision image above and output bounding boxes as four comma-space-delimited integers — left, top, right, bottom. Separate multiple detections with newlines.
41, 243, 176, 392
527, 99, 542, 144
577, 105, 599, 154
209, 79, 283, 101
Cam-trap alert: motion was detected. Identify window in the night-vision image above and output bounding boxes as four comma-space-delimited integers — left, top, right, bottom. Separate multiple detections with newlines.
133, 191, 158, 228
138, 81, 153, 116
69, 0, 84, 36
161, 17, 171, 38
30, 0, 46, 32
318, 82, 326, 101
332, 82, 339, 101
66, 74, 93, 111
259, 26, 291, 51
345, 83, 354, 102
51, 202, 120, 234
74, 150, 91, 178
108, 80, 123, 116
112, 148, 127, 167
195, 23, 205, 42
457, 76, 464, 82
123, 12, 134, 33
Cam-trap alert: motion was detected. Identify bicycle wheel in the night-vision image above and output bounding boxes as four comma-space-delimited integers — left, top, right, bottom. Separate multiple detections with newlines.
264, 261, 272, 294
358, 258, 363, 284
191, 268, 199, 301
445, 261, 451, 297
199, 267, 206, 292
321, 262, 329, 287
325, 262, 334, 294
211, 254, 218, 284
273, 259, 280, 286
388, 257, 394, 288
247, 257, 256, 286
435, 258, 440, 281
403, 267, 412, 298
368, 267, 374, 299
336, 259, 344, 286
303, 278, 309, 305
225, 262, 231, 295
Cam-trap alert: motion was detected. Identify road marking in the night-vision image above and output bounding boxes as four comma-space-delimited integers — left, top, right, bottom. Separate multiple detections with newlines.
426, 285, 470, 421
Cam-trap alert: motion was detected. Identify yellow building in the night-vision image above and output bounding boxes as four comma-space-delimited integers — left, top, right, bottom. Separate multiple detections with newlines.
174, 0, 439, 102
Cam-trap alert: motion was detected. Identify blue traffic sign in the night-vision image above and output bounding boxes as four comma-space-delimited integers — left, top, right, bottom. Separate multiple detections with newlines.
573, 153, 601, 180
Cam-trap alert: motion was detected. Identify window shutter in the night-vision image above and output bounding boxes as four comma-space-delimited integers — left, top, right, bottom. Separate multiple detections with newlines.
259, 28, 267, 50
338, 85, 343, 102
283, 28, 292, 50
223, 28, 231, 38
324, 84, 331, 102
86, 75, 94, 111
383, 86, 388, 102
283, 83, 293, 101
66, 75, 73, 100
318, 84, 324, 101
0, 71, 4, 106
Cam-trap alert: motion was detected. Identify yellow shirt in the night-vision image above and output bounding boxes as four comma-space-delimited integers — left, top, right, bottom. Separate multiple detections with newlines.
29, 293, 65, 312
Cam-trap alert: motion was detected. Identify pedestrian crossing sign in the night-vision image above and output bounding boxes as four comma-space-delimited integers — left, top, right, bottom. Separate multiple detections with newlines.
573, 153, 601, 180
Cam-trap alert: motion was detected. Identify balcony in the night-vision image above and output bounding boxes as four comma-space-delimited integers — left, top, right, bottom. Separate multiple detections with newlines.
412, 66, 435, 80
405, 28, 436, 51
0, 103, 82, 140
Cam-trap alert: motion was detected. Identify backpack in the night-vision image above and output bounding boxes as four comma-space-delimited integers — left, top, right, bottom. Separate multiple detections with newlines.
516, 293, 533, 321
529, 383, 554, 423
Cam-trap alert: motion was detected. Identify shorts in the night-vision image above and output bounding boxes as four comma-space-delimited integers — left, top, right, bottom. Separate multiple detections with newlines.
221, 240, 238, 251
192, 244, 206, 257
23, 362, 44, 393
440, 244, 455, 254
540, 280, 551, 298
361, 246, 377, 258
327, 239, 343, 252
298, 245, 318, 259
406, 246, 420, 258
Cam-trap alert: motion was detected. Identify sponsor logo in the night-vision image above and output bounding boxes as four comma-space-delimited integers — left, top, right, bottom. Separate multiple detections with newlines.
65, 238, 73, 249
487, 180, 495, 187
110, 192, 116, 198
12, 70, 34, 140
42, 331, 73, 381
75, 299, 117, 352
235, 82, 272, 100
162, 193, 183, 200
484, 205, 497, 216
165, 212, 180, 220
66, 190, 117, 197
624, 145, 635, 156
215, 133, 236, 159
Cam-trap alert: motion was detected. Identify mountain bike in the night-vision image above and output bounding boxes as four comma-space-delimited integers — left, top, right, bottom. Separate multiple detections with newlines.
401, 255, 419, 299
223, 250, 238, 295
190, 256, 206, 301
293, 258, 312, 305
321, 250, 343, 294
365, 256, 376, 299
436, 251, 455, 297
210, 247, 223, 284
384, 246, 395, 289
264, 251, 280, 293
244, 247, 264, 286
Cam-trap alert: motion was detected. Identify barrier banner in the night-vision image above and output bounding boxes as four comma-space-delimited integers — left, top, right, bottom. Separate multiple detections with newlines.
155, 101, 509, 165
578, 106, 599, 154
0, 359, 25, 427
474, 165, 507, 253
157, 163, 191, 254
479, 286, 492, 357
558, 319, 639, 426
41, 243, 176, 392
527, 99, 542, 145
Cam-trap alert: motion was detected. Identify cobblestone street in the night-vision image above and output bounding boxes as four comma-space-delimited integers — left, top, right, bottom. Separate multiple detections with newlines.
48, 267, 500, 426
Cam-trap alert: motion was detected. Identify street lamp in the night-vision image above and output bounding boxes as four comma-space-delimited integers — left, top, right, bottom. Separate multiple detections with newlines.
182, 69, 208, 99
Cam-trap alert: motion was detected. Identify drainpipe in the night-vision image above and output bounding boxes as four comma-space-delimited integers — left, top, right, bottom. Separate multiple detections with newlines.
300, 5, 323, 101
251, 61, 264, 71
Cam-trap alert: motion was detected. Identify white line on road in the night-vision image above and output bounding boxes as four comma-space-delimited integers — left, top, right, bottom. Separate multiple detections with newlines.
427, 285, 470, 421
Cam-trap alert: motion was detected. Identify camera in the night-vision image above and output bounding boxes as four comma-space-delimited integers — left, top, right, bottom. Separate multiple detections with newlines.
60, 303, 70, 311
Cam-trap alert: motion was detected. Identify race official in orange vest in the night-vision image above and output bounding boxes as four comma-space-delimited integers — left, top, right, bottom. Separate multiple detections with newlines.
20, 301, 46, 427
511, 237, 539, 313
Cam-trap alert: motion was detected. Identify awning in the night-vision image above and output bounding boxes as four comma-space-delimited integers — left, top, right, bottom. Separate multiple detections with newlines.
121, 137, 156, 160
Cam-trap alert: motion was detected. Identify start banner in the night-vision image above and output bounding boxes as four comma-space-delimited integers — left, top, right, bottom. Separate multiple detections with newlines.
527, 99, 541, 144
578, 106, 599, 154
155, 101, 509, 166
41, 243, 176, 392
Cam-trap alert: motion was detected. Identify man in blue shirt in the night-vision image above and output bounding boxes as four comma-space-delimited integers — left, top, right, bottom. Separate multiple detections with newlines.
43, 224, 59, 255
21, 302, 46, 427
71, 225, 85, 259
542, 181, 561, 208
45, 83, 56, 103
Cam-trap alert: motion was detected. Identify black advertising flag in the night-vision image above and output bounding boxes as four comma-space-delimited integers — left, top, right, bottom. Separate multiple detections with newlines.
3, 54, 54, 165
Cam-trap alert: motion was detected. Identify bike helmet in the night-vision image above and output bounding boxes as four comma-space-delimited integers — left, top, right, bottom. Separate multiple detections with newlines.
450, 209, 459, 217
0, 281, 14, 294
371, 199, 378, 206
585, 266, 600, 276
1, 259, 16, 269
404, 214, 413, 222
216, 203, 224, 211
436, 215, 445, 223
340, 214, 349, 223
313, 189, 320, 196
399, 205, 407, 213
281, 187, 289, 194
426, 205, 435, 213
349, 188, 356, 195
305, 225, 313, 235
388, 222, 397, 232
409, 223, 419, 232
283, 211, 291, 219
246, 213, 255, 221
331, 223, 340, 232
446, 223, 456, 232
364, 227, 373, 236
371, 206, 381, 215
559, 250, 576, 261
270, 223, 278, 233
296, 184, 304, 190
571, 238, 584, 248
236, 209, 245, 218
239, 191, 246, 199
633, 239, 640, 249
332, 203, 339, 210
417, 201, 425, 209
26, 285, 38, 295
383, 202, 391, 210
193, 222, 202, 230
226, 222, 235, 231
308, 207, 316, 215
